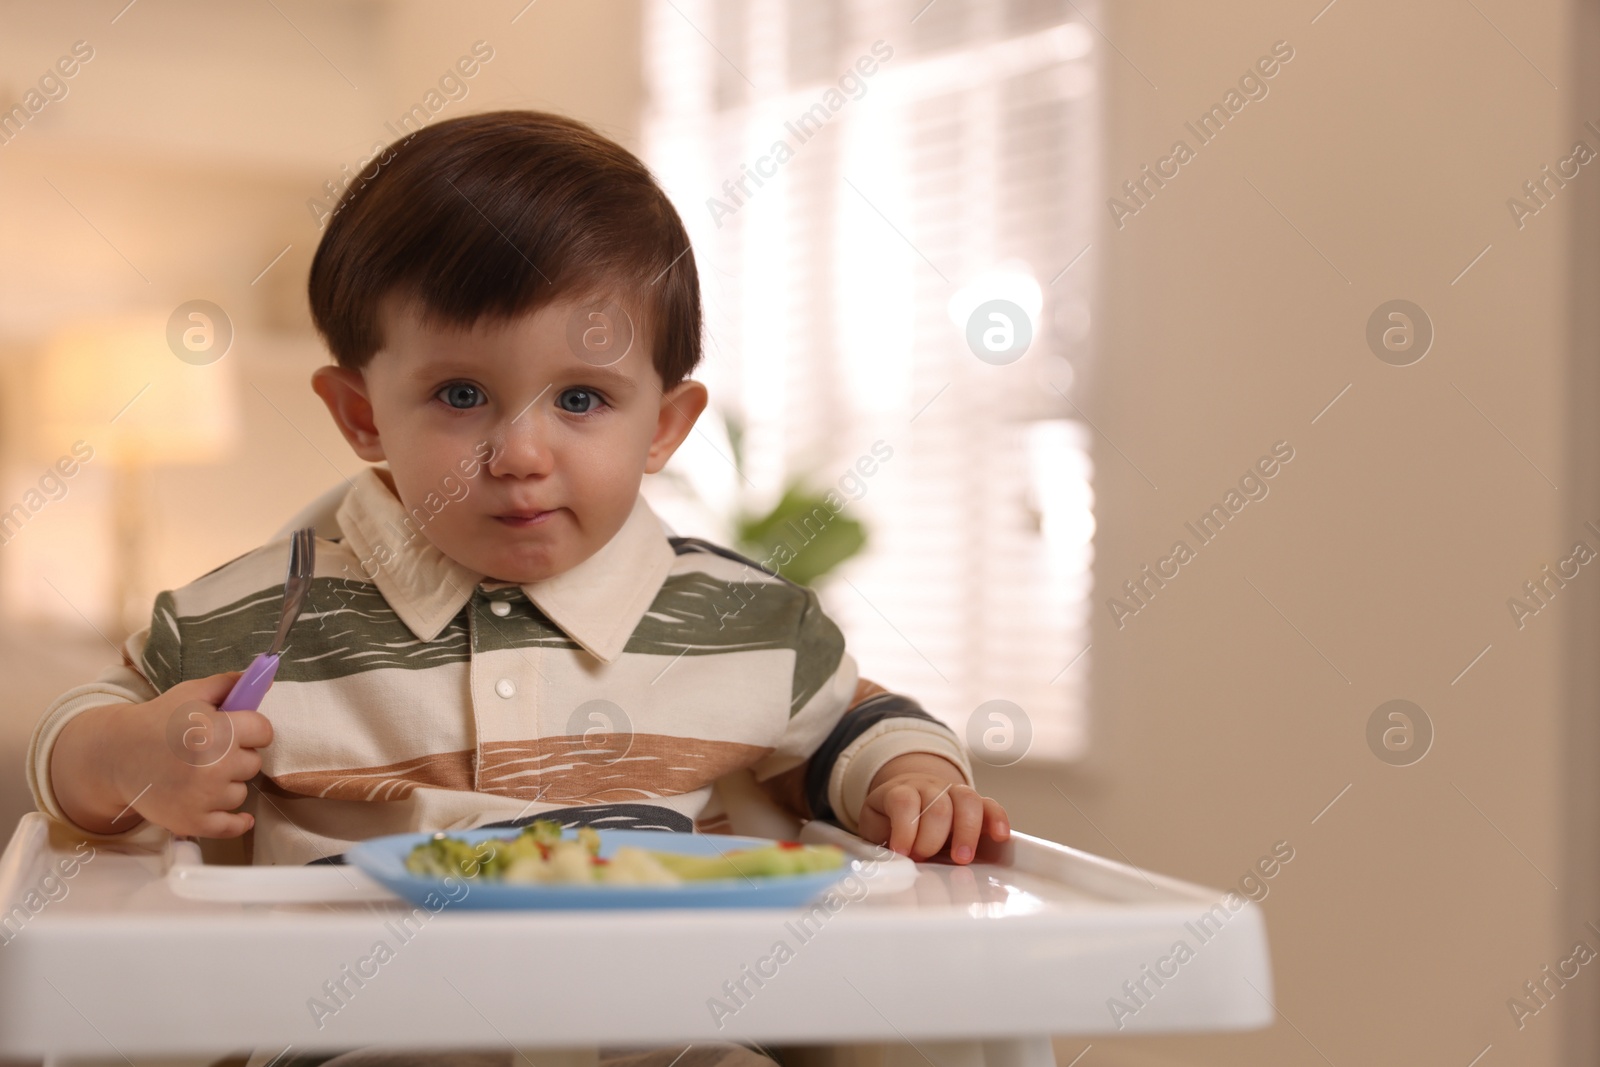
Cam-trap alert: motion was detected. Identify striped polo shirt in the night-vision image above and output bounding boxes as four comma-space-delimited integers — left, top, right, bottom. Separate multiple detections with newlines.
27, 467, 971, 865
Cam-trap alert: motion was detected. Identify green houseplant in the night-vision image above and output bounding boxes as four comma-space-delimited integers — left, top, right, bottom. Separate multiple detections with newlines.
724, 413, 868, 589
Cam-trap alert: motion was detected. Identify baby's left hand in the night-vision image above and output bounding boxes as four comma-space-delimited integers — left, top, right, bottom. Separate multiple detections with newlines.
857, 752, 1010, 864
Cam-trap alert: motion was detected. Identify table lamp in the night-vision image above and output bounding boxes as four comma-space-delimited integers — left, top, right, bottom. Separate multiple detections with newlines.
36, 314, 239, 635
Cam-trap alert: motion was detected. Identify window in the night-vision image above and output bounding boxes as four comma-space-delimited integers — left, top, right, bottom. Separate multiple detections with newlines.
642, 0, 1099, 762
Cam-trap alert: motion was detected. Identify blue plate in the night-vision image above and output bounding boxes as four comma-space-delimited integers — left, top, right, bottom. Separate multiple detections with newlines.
346, 827, 862, 910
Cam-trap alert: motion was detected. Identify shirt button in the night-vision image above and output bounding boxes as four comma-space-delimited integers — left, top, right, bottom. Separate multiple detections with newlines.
495, 678, 516, 699
490, 600, 512, 617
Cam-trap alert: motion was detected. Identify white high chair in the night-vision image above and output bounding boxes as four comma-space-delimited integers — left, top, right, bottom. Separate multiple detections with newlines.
0, 483, 1275, 1067
0, 805, 1274, 1067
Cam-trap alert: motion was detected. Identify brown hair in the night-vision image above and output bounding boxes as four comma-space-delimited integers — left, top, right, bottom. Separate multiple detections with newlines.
308, 110, 702, 389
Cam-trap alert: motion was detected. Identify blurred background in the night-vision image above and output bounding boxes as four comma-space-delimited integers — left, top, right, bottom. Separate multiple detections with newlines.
1, 0, 1596, 1064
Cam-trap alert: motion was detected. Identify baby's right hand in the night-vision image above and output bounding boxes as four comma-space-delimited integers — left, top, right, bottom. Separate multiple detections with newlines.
53, 672, 274, 838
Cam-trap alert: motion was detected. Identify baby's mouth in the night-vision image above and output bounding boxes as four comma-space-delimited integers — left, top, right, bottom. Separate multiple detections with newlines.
493, 508, 559, 528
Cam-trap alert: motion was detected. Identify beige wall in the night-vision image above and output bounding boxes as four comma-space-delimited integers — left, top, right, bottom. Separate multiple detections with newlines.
0, 2, 1588, 1065
975, 0, 1579, 1064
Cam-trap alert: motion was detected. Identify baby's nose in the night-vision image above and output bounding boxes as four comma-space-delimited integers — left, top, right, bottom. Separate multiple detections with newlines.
485, 406, 556, 478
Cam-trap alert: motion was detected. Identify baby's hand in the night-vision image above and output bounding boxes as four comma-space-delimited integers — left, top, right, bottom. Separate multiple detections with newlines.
52, 672, 273, 838
857, 752, 1010, 864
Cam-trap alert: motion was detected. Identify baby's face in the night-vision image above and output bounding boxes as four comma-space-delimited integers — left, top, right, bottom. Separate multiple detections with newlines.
341, 295, 697, 583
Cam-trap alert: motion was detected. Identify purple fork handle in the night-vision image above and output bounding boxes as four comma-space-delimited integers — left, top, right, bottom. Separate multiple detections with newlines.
219, 653, 281, 712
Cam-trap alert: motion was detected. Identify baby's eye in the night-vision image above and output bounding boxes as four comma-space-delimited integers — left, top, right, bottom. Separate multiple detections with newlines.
437, 382, 485, 409
556, 387, 605, 415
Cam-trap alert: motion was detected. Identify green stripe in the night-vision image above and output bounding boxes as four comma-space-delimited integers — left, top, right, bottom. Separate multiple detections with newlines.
789, 585, 846, 713
146, 579, 476, 685
477, 571, 842, 710
632, 571, 798, 652
140, 591, 184, 692
142, 568, 844, 713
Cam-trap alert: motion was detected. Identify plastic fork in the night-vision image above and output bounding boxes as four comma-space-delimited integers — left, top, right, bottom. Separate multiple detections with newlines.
218, 526, 315, 712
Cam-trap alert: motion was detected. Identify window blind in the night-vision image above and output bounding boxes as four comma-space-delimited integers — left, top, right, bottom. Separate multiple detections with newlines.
641, 0, 1099, 762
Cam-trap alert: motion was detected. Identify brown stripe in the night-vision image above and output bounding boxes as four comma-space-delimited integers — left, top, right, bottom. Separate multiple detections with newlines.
271, 750, 475, 802
478, 734, 772, 803
266, 733, 774, 806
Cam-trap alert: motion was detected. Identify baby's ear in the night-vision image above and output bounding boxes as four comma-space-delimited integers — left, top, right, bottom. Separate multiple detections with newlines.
311, 365, 385, 463
646, 379, 708, 474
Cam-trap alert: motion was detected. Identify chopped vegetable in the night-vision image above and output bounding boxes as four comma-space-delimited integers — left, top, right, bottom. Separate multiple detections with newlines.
404, 820, 845, 886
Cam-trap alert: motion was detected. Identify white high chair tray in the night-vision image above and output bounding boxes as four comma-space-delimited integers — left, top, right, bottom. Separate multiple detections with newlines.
0, 813, 1273, 1062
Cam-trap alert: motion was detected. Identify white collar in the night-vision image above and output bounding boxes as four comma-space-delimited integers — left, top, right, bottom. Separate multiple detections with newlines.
335, 467, 675, 663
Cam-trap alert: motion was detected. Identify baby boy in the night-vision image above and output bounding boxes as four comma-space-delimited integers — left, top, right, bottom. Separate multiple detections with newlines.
28, 110, 1009, 871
